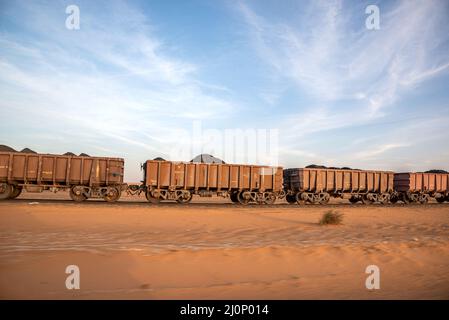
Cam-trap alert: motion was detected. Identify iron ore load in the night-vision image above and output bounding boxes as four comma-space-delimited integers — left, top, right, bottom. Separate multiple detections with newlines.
392, 172, 449, 204
142, 159, 284, 204
0, 150, 125, 202
283, 167, 394, 204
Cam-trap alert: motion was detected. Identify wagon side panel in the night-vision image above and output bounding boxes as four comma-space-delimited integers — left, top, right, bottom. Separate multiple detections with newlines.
145, 161, 159, 187
220, 164, 230, 189
394, 173, 412, 192
208, 164, 218, 189
10, 154, 26, 181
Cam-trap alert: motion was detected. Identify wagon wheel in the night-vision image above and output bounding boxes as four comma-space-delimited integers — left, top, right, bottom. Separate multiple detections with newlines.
69, 186, 87, 202
401, 193, 410, 204
306, 193, 318, 204
305, 194, 313, 204
418, 194, 428, 204
390, 196, 398, 204
378, 193, 390, 205
318, 193, 330, 205
145, 190, 161, 204
408, 193, 419, 203
361, 194, 374, 205
349, 196, 359, 204
237, 191, 250, 205
285, 194, 296, 204
103, 187, 121, 202
230, 192, 239, 203
9, 185, 23, 199
0, 183, 12, 200
255, 193, 265, 205
176, 191, 192, 204
295, 192, 306, 205
264, 193, 276, 205
309, 193, 320, 204
436, 197, 445, 203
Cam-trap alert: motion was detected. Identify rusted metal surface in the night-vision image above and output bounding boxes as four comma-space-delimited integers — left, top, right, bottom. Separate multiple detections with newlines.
0, 151, 125, 201
284, 168, 394, 193
283, 168, 394, 204
143, 160, 283, 204
0, 151, 124, 186
393, 172, 449, 203
394, 173, 449, 193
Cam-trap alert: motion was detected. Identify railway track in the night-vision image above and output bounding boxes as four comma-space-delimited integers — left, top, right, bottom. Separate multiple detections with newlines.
3, 198, 449, 209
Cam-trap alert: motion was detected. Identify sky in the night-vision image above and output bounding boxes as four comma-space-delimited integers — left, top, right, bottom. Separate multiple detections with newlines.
1, 0, 449, 181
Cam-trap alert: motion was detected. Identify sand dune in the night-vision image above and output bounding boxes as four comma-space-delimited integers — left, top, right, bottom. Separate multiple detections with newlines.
0, 195, 448, 299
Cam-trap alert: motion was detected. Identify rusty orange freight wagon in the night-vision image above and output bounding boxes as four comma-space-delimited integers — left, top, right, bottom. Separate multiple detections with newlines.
283, 168, 394, 204
142, 160, 283, 204
393, 172, 449, 203
0, 151, 125, 202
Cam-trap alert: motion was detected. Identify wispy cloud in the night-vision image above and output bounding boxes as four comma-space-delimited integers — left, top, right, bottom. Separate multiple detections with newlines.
0, 0, 239, 179
236, 0, 449, 170
354, 143, 410, 160
237, 0, 449, 112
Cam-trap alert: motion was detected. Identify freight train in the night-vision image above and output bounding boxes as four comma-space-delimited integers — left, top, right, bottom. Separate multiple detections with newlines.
0, 149, 448, 205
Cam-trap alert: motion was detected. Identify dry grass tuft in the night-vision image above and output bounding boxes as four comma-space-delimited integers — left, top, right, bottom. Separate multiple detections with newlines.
319, 210, 344, 226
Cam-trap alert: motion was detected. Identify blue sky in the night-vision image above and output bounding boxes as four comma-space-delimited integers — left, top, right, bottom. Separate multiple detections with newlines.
1, 0, 449, 181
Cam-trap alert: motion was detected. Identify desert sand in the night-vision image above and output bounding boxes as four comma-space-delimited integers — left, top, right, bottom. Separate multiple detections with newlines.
0, 191, 448, 299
